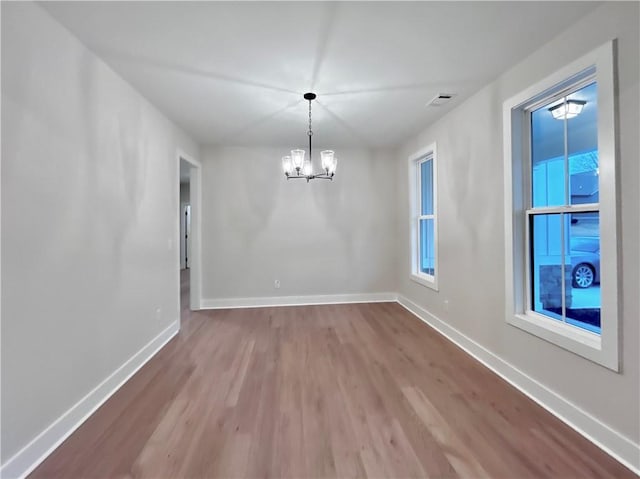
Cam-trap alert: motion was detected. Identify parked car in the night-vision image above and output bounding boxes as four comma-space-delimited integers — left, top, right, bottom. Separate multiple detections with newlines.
570, 237, 600, 288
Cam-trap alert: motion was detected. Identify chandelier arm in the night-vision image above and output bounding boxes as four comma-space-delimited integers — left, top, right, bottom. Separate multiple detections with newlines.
285, 173, 332, 181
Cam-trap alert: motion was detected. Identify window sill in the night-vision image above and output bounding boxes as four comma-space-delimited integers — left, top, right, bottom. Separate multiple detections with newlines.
410, 273, 439, 291
507, 311, 617, 371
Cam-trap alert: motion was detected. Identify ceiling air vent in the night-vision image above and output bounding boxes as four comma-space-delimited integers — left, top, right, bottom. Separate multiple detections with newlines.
427, 93, 456, 107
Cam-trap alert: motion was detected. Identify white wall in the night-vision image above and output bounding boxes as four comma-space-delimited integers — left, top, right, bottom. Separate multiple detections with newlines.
1, 2, 199, 466
396, 0, 638, 457
179, 182, 190, 270
201, 146, 396, 302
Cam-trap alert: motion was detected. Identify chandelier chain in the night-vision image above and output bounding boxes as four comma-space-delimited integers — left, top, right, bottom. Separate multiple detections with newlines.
308, 99, 313, 137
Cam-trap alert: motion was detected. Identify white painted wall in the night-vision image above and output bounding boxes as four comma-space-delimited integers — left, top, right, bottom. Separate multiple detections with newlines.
201, 146, 396, 302
395, 0, 638, 452
1, 2, 199, 465
179, 183, 190, 270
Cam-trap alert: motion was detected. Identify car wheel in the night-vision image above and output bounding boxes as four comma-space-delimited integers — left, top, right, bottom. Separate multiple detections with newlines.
573, 263, 595, 288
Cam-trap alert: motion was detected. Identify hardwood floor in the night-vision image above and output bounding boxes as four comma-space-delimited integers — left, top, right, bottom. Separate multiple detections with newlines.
30, 275, 636, 478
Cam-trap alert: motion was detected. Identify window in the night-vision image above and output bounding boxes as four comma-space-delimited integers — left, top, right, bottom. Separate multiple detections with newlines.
409, 144, 438, 290
504, 42, 619, 370
529, 81, 601, 333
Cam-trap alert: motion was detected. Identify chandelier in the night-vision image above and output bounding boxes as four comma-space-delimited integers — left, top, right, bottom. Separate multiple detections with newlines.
282, 92, 337, 182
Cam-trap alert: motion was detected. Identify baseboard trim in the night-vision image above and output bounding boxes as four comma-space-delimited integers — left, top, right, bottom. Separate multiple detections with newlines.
0, 320, 180, 479
396, 295, 640, 475
200, 292, 398, 309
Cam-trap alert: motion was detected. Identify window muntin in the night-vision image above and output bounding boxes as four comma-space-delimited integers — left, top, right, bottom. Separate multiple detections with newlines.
409, 145, 438, 290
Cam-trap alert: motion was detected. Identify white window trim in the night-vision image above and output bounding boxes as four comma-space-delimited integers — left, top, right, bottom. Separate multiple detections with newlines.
408, 143, 438, 291
503, 41, 619, 371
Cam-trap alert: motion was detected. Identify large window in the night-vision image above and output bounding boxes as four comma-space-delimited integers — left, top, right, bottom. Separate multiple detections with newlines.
409, 144, 438, 290
529, 81, 600, 334
504, 42, 619, 370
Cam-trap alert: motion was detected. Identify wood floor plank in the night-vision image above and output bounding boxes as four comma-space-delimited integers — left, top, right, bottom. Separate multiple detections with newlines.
28, 272, 638, 478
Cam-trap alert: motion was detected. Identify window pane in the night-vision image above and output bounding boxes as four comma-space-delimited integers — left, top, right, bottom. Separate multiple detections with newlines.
420, 159, 433, 215
531, 101, 566, 207
419, 218, 435, 276
530, 212, 601, 334
567, 212, 601, 333
530, 213, 567, 321
568, 82, 598, 206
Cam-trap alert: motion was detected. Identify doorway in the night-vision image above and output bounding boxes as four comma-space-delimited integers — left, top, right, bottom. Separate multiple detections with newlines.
178, 151, 201, 318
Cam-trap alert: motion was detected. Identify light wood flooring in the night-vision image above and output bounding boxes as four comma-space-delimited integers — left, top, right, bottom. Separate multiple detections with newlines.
30, 272, 636, 478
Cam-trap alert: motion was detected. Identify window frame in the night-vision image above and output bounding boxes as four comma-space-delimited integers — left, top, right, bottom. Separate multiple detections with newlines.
408, 143, 438, 291
503, 41, 619, 371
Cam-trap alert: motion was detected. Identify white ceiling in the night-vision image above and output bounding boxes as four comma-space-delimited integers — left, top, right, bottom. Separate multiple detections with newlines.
42, 1, 600, 149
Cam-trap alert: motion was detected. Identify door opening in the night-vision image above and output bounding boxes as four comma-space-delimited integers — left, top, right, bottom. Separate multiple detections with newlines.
179, 178, 191, 271
178, 151, 201, 316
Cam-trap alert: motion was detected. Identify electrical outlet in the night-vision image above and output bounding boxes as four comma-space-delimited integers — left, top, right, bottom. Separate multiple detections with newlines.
156, 307, 162, 321
274, 279, 281, 289
443, 299, 449, 312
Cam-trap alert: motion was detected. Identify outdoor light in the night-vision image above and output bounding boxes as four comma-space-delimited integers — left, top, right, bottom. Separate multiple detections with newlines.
549, 99, 586, 120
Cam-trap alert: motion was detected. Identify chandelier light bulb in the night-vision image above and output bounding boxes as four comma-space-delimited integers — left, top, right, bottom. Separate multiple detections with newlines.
291, 149, 305, 169
321, 150, 334, 172
329, 157, 338, 175
282, 156, 293, 175
303, 160, 313, 176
